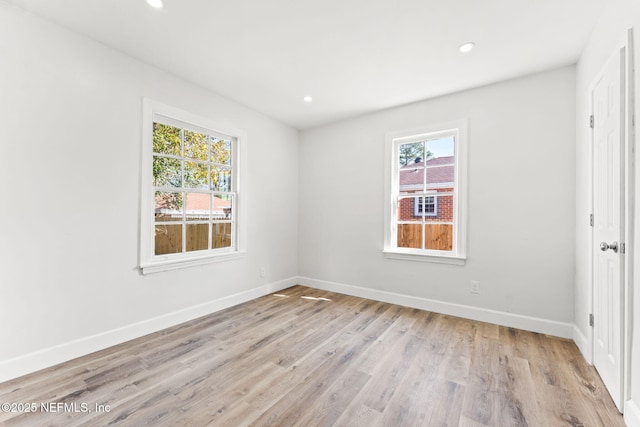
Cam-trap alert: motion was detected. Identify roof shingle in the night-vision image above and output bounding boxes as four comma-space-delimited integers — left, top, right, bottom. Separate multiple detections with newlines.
399, 156, 454, 188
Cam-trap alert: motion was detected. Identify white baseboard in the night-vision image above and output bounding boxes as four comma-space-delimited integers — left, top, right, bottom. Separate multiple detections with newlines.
0, 277, 296, 383
297, 276, 573, 339
572, 324, 592, 364
626, 399, 640, 427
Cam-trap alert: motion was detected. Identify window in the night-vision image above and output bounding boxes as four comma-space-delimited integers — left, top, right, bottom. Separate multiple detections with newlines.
140, 99, 246, 274
414, 195, 437, 217
384, 120, 468, 264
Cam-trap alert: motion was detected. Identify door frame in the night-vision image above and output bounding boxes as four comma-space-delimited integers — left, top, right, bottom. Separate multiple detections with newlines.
587, 28, 635, 412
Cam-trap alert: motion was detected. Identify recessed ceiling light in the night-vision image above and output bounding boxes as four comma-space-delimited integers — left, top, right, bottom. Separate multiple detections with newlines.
459, 42, 475, 53
303, 96, 313, 103
146, 0, 164, 9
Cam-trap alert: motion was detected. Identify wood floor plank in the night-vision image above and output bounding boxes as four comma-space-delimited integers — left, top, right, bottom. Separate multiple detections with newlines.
245, 300, 400, 426
355, 306, 418, 376
337, 404, 383, 427
0, 285, 624, 427
459, 414, 490, 427
421, 380, 465, 426
292, 369, 371, 427
359, 333, 426, 413
379, 343, 446, 425
461, 333, 503, 425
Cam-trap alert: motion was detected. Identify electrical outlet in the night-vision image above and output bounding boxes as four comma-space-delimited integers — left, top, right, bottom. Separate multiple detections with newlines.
471, 281, 480, 294
260, 267, 266, 278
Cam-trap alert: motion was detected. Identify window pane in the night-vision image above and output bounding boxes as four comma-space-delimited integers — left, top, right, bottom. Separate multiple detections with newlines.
155, 224, 182, 255
184, 161, 209, 189
153, 156, 182, 187
424, 193, 453, 222
398, 141, 425, 194
211, 137, 231, 165
397, 223, 422, 249
399, 141, 424, 167
397, 196, 422, 222
213, 194, 233, 220
399, 166, 424, 195
155, 191, 183, 221
184, 130, 209, 161
426, 136, 455, 189
425, 223, 453, 251
211, 166, 231, 192
212, 222, 232, 249
185, 193, 210, 221
153, 123, 181, 156
186, 223, 209, 252
426, 136, 455, 160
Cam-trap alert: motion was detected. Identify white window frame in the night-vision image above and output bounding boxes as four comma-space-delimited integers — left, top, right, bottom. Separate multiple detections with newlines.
140, 99, 247, 274
414, 195, 438, 217
383, 119, 468, 265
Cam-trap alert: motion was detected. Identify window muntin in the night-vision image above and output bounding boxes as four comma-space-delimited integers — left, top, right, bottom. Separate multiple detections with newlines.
141, 100, 244, 274
385, 121, 467, 263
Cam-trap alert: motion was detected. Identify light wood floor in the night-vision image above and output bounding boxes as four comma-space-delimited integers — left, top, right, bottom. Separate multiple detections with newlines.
0, 285, 624, 426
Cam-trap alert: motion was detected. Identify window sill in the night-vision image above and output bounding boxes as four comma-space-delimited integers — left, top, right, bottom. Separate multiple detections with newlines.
140, 251, 246, 275
383, 250, 466, 266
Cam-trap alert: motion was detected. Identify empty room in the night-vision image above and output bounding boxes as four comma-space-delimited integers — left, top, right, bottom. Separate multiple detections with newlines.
0, 0, 639, 426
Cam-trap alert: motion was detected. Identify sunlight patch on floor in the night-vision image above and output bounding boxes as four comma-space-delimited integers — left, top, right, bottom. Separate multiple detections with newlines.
301, 296, 332, 301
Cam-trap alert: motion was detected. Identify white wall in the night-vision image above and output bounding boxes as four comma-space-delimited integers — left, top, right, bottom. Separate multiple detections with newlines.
299, 67, 576, 328
575, 0, 640, 421
0, 4, 299, 379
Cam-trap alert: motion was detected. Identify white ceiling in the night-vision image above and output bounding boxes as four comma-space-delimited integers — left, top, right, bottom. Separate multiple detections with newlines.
7, 0, 604, 129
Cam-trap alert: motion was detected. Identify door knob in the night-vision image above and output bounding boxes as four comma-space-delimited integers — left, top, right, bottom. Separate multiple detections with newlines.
600, 241, 619, 253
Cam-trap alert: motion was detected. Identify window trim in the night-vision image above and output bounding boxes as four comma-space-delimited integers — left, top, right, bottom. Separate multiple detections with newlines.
383, 119, 468, 264
140, 98, 247, 274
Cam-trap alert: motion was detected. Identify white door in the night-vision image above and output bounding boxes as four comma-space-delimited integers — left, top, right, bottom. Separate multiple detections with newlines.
592, 47, 625, 412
